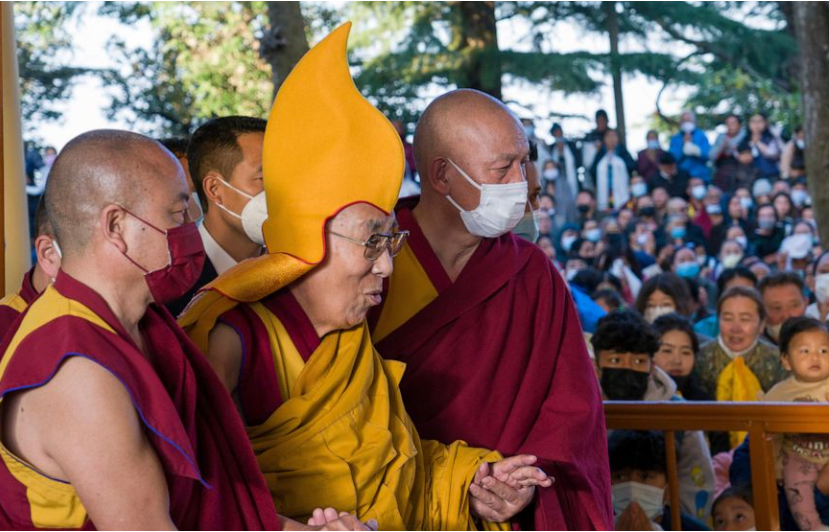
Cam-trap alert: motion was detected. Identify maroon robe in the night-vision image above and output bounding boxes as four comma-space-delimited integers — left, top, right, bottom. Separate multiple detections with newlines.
217, 289, 319, 426
0, 267, 40, 339
0, 272, 281, 530
371, 200, 613, 530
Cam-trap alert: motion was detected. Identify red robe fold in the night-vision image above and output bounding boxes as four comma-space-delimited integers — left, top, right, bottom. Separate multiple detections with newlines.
0, 268, 40, 339
371, 200, 613, 530
218, 288, 319, 426
0, 272, 281, 530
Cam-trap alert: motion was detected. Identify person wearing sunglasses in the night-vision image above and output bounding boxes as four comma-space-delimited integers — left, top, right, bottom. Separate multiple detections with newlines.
180, 23, 552, 530
369, 88, 613, 530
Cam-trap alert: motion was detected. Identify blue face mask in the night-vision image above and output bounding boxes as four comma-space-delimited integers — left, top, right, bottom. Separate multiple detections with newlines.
585, 228, 602, 242
631, 182, 648, 197
670, 226, 687, 240
647, 140, 660, 151
676, 261, 701, 278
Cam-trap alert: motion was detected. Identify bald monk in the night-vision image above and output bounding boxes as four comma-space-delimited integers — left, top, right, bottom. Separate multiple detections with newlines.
370, 89, 614, 530
181, 23, 552, 530
0, 198, 60, 338
0, 130, 287, 530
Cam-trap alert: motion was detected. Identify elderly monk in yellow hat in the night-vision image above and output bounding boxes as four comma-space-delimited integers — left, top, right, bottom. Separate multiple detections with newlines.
180, 22, 552, 530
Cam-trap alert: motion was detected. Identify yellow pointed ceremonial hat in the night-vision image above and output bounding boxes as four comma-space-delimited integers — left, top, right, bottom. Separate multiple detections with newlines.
204, 21, 404, 303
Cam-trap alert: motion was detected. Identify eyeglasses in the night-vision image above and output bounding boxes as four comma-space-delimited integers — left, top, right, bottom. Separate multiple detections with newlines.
326, 230, 410, 261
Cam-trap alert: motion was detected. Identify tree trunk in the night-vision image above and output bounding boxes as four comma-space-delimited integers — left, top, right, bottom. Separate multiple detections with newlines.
450, 1, 502, 100
792, 3, 829, 247
604, 1, 626, 146
260, 2, 309, 99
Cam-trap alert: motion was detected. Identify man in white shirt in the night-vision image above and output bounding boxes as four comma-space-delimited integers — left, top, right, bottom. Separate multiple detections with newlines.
593, 129, 630, 211
166, 116, 266, 316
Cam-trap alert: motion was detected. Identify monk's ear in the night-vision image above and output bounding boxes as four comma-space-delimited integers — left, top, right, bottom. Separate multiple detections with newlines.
427, 158, 451, 195
35, 235, 60, 279
100, 204, 129, 254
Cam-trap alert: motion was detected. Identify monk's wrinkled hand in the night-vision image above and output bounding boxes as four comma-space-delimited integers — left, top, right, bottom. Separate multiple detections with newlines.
489, 454, 553, 489
468, 456, 553, 522
306, 507, 376, 531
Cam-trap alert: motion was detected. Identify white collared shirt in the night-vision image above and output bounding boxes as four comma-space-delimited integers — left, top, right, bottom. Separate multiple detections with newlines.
198, 222, 238, 275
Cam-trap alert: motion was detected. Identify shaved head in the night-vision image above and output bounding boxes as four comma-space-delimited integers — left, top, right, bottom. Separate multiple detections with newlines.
45, 130, 183, 255
414, 89, 526, 185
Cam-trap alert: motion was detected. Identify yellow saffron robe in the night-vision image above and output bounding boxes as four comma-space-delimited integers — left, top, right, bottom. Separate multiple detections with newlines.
182, 293, 507, 530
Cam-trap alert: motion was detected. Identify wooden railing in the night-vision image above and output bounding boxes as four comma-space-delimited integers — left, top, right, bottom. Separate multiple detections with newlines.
604, 401, 829, 531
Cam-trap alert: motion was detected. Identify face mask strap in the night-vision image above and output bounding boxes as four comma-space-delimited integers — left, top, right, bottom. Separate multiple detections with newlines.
214, 200, 243, 220
117, 204, 167, 236
115, 204, 169, 274
446, 158, 483, 191
216, 176, 255, 200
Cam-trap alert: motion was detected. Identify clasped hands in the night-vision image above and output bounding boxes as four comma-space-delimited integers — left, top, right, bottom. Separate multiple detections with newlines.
302, 454, 553, 530
469, 454, 554, 522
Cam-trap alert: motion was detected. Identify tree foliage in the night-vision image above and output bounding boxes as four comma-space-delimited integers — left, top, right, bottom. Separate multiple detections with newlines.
99, 1, 274, 137
14, 2, 94, 138
347, 1, 799, 129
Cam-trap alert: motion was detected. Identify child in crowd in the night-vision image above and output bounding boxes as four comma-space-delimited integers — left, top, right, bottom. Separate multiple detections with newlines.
609, 430, 710, 531
762, 317, 829, 531
711, 487, 756, 531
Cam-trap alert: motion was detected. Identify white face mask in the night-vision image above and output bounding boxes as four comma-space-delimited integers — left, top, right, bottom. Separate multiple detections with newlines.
561, 234, 577, 252
721, 253, 743, 269
767, 322, 783, 342
512, 208, 540, 243
735, 236, 748, 249
680, 121, 696, 134
446, 158, 528, 238
542, 168, 559, 181
816, 273, 829, 304
631, 182, 648, 197
190, 192, 204, 225
240, 192, 268, 246
636, 233, 649, 247
213, 178, 267, 245
612, 481, 665, 520
645, 305, 674, 323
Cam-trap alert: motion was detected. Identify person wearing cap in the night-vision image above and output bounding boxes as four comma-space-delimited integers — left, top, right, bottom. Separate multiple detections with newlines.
367, 93, 612, 529
181, 23, 552, 530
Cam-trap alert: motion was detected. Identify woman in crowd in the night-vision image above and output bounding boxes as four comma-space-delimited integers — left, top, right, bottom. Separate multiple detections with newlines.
636, 272, 694, 323
694, 267, 758, 339
771, 192, 796, 234
694, 286, 786, 404
747, 113, 782, 179
751, 203, 785, 263
652, 313, 710, 400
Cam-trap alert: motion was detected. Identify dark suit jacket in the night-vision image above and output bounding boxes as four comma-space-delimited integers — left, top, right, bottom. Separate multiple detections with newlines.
165, 255, 219, 319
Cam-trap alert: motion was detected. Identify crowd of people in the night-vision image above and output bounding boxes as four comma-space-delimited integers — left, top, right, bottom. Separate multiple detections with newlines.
0, 19, 823, 532
0, 24, 610, 531
510, 102, 821, 529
